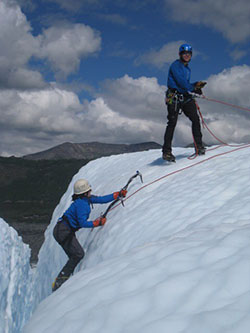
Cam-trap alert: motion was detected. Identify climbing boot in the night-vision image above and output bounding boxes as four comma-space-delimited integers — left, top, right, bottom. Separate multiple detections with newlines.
52, 276, 69, 292
197, 145, 206, 155
162, 151, 176, 162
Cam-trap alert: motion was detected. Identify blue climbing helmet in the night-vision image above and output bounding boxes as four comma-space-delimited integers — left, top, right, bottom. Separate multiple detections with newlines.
179, 43, 192, 55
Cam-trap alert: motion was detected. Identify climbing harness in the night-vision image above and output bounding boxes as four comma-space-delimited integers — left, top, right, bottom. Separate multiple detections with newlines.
165, 89, 193, 114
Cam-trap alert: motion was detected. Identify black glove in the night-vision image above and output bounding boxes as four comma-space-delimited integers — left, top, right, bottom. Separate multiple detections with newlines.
194, 88, 203, 95
195, 81, 207, 89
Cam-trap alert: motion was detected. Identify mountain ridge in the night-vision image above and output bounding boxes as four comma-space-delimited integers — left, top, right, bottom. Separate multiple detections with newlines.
23, 141, 162, 160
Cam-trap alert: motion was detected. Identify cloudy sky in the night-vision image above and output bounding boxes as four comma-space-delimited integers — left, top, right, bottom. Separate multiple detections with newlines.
1, 0, 250, 156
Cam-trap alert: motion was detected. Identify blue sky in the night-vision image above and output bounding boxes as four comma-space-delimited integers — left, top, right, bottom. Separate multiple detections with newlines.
23, 0, 249, 88
1, 0, 250, 156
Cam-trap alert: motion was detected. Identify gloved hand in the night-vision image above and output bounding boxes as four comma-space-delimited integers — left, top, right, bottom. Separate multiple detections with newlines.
195, 81, 207, 89
93, 216, 106, 227
120, 189, 127, 198
194, 88, 203, 95
113, 190, 127, 200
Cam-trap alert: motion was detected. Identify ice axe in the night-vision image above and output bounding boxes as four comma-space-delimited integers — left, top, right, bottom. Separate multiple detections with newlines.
101, 170, 143, 218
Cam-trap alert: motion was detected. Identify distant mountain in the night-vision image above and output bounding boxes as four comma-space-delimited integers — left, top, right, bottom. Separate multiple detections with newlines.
23, 141, 162, 160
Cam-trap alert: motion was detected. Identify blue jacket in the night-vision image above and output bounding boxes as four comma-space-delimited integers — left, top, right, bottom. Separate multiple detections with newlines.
167, 59, 195, 94
63, 194, 114, 229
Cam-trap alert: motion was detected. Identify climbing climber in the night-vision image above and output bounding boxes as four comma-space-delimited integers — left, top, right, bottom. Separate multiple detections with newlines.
52, 178, 127, 292
162, 43, 207, 162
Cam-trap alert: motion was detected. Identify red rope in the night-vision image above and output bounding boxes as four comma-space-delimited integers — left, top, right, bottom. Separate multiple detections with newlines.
196, 101, 249, 148
196, 103, 227, 145
187, 99, 250, 160
105, 95, 250, 216
202, 96, 250, 113
108, 143, 250, 214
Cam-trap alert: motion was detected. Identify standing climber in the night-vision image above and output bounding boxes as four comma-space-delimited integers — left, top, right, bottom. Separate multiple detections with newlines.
52, 178, 127, 291
162, 43, 207, 162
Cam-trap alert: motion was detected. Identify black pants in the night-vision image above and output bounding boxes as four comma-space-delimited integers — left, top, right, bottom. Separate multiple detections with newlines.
162, 98, 202, 153
53, 222, 84, 277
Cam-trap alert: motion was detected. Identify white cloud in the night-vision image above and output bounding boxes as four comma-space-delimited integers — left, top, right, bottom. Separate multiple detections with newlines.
0, 76, 167, 156
0, 0, 101, 89
81, 97, 163, 143
0, 0, 44, 89
0, 87, 85, 156
204, 65, 250, 107
99, 75, 166, 121
0, 88, 82, 132
1, 67, 250, 157
135, 41, 186, 68
37, 24, 101, 78
230, 49, 247, 61
6, 69, 46, 90
165, 0, 250, 43
186, 65, 250, 146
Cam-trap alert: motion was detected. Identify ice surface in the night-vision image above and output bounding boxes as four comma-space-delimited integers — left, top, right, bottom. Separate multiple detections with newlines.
23, 146, 250, 332
0, 218, 33, 333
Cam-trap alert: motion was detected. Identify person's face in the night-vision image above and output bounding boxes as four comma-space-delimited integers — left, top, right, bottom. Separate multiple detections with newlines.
180, 51, 192, 63
86, 190, 92, 197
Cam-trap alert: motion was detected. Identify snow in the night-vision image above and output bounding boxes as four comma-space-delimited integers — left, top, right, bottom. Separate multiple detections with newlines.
3, 145, 250, 332
0, 218, 33, 333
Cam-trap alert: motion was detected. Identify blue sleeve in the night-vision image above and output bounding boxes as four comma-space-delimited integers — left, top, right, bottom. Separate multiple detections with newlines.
76, 209, 94, 228
74, 195, 114, 228
90, 194, 114, 204
75, 201, 94, 228
169, 62, 195, 92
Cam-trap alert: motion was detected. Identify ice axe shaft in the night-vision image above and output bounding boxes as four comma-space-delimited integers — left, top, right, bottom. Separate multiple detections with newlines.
102, 170, 143, 218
